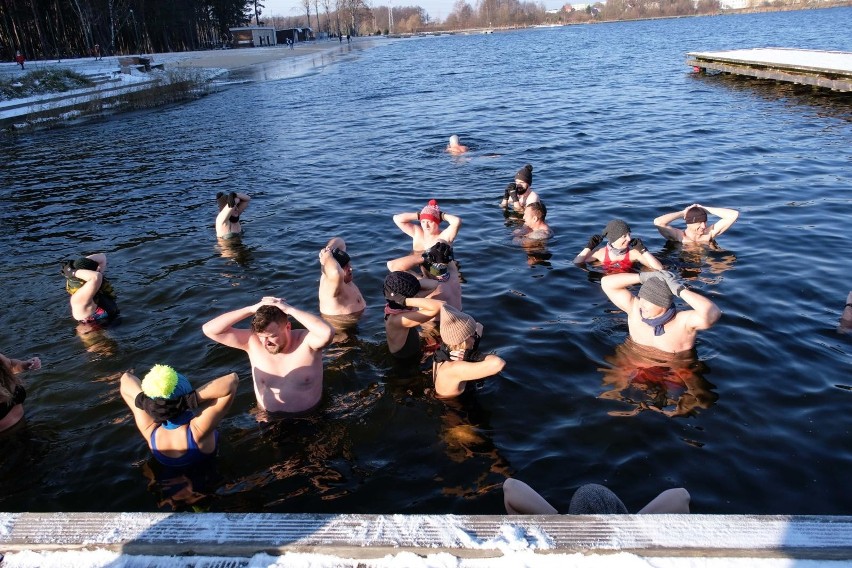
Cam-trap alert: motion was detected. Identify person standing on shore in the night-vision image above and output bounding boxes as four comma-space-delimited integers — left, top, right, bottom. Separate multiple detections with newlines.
202, 297, 334, 414
654, 203, 739, 245
15, 50, 24, 70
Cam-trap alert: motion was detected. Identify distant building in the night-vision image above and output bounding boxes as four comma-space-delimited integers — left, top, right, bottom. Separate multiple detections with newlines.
276, 28, 316, 44
229, 27, 276, 48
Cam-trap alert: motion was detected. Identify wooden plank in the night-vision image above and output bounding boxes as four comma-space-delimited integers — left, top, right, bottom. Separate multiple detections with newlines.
686, 48, 852, 92
1, 513, 852, 560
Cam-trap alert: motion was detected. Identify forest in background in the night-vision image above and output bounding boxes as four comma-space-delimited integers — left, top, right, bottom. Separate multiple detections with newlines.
2, 0, 849, 61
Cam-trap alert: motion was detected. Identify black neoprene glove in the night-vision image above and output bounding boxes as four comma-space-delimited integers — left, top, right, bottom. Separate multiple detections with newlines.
176, 390, 200, 412
629, 238, 647, 254
135, 392, 178, 424
227, 192, 237, 208
587, 235, 603, 250
504, 182, 518, 202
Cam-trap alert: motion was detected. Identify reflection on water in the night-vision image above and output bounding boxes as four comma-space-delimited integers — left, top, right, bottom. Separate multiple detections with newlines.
657, 240, 738, 284
217, 237, 254, 267
142, 458, 222, 512
437, 393, 512, 501
599, 338, 719, 418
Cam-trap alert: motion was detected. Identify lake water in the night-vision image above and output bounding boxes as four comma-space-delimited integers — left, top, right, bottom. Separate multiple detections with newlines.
1, 8, 850, 515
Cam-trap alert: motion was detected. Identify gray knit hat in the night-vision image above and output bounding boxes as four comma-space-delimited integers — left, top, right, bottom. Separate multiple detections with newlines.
602, 219, 631, 241
439, 305, 477, 346
638, 277, 673, 308
568, 484, 629, 514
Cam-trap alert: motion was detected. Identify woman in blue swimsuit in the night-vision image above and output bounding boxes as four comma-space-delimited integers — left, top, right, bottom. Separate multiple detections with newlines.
119, 365, 238, 467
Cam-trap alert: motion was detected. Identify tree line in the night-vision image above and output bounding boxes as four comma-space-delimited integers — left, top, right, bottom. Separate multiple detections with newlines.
1, 0, 251, 61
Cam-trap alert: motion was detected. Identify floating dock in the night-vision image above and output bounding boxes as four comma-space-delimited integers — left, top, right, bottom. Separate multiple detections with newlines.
686, 48, 852, 92
2, 512, 852, 564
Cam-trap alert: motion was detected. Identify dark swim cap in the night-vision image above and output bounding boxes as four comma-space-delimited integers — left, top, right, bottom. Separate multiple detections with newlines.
685, 206, 708, 224
332, 248, 350, 268
602, 219, 631, 241
515, 164, 533, 185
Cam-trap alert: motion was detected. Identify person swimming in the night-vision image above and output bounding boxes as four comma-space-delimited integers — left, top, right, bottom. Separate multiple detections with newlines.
574, 219, 662, 273
215, 192, 251, 239
446, 135, 469, 155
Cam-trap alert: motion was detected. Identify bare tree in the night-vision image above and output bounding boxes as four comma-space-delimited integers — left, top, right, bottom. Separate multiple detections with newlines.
254, 0, 265, 25
302, 0, 313, 28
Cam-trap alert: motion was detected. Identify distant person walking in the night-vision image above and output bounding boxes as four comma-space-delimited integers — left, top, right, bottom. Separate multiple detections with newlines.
346, 34, 351, 44
93, 44, 101, 60
14, 50, 24, 70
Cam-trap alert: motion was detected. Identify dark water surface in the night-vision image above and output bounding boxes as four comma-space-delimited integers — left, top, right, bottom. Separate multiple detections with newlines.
1, 9, 851, 515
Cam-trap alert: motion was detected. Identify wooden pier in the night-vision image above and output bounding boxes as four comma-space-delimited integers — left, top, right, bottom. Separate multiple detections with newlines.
686, 48, 852, 92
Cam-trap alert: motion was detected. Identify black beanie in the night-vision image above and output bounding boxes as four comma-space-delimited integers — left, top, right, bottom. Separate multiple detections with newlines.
515, 164, 533, 185
384, 272, 420, 304
332, 248, 350, 268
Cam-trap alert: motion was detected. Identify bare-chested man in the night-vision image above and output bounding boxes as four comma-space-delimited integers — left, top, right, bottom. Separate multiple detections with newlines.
654, 203, 738, 245
601, 270, 721, 355
387, 199, 462, 271
318, 237, 366, 319
202, 297, 334, 413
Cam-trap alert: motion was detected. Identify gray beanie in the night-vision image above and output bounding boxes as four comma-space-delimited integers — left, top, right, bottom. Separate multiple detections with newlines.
439, 305, 477, 346
638, 277, 673, 308
568, 484, 629, 514
602, 219, 631, 241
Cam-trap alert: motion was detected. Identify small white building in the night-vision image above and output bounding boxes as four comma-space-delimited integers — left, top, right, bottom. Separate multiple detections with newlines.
229, 27, 277, 48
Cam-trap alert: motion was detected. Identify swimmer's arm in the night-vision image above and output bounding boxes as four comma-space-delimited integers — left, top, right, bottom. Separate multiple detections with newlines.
287, 305, 335, 351
438, 212, 462, 243
201, 304, 257, 350
399, 297, 444, 327
86, 253, 107, 272
392, 212, 419, 237
319, 247, 343, 282
654, 209, 687, 241
1, 354, 41, 373
119, 371, 157, 436
680, 289, 721, 331
190, 372, 239, 440
440, 354, 506, 383
215, 205, 233, 230
387, 252, 424, 272
601, 273, 641, 313
573, 247, 600, 265
703, 205, 739, 239
637, 250, 663, 270
233, 192, 251, 215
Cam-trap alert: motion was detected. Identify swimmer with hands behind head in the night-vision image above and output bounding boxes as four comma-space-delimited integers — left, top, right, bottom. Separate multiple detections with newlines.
388, 200, 462, 271
433, 305, 505, 398
202, 296, 334, 414
61, 253, 119, 324
654, 203, 738, 245
318, 237, 366, 318
120, 365, 238, 466
215, 192, 251, 239
601, 270, 721, 355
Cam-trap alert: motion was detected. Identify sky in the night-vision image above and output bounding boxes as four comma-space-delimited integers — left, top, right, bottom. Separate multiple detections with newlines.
262, 0, 567, 23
